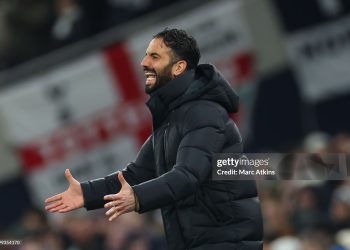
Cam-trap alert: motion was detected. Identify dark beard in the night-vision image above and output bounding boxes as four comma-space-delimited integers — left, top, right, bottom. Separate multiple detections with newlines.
145, 63, 173, 94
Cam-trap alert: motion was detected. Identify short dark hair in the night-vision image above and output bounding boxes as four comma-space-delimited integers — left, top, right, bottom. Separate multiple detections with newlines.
154, 28, 201, 70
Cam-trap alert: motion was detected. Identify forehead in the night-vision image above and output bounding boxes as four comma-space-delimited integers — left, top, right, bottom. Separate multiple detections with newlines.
146, 38, 172, 55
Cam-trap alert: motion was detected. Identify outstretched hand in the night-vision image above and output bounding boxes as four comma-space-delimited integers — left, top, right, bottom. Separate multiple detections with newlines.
45, 169, 84, 213
104, 172, 136, 221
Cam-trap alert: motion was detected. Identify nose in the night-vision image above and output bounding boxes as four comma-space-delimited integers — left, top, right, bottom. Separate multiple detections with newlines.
140, 56, 149, 67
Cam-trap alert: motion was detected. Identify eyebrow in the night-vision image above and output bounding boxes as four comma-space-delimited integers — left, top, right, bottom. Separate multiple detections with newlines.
146, 52, 160, 57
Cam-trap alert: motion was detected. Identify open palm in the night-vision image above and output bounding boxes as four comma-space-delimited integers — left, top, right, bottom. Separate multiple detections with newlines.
45, 169, 84, 213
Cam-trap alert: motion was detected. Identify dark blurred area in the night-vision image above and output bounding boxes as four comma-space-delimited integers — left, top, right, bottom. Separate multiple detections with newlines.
0, 0, 183, 70
1, 0, 350, 249
1, 206, 167, 250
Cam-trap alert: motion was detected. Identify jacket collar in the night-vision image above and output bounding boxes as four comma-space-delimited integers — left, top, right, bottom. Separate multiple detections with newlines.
149, 70, 194, 106
146, 70, 195, 129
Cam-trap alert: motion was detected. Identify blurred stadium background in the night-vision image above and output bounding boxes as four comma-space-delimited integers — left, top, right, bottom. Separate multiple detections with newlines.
0, 0, 350, 249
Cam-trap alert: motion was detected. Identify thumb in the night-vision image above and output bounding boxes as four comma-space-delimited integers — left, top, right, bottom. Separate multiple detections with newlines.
118, 172, 128, 187
65, 169, 75, 184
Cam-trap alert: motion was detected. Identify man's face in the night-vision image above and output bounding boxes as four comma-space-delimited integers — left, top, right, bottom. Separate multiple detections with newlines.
141, 38, 175, 94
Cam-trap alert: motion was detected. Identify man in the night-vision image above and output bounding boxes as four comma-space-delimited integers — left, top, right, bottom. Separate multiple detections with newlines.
45, 28, 263, 250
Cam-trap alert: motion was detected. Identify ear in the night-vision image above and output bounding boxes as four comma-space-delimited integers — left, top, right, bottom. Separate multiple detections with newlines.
172, 60, 187, 77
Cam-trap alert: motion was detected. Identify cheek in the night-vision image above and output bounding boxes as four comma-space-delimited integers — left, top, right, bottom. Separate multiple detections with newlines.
156, 59, 172, 72
154, 65, 165, 75
150, 62, 161, 73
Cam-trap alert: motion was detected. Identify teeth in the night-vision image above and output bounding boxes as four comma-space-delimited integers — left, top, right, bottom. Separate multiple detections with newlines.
145, 73, 156, 78
144, 71, 156, 75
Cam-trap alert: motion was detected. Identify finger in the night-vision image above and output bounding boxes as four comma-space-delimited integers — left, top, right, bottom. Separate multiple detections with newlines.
118, 172, 127, 187
104, 202, 112, 208
45, 194, 62, 204
65, 169, 75, 184
45, 201, 63, 210
104, 194, 118, 200
108, 211, 120, 222
49, 204, 68, 213
104, 200, 119, 208
106, 206, 118, 216
58, 206, 72, 213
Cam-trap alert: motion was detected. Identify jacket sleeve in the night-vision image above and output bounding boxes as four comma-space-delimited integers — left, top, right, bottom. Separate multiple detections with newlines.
81, 135, 156, 210
132, 103, 229, 213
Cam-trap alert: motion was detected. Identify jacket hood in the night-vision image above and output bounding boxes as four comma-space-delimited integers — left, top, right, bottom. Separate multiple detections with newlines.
180, 64, 239, 113
146, 64, 239, 129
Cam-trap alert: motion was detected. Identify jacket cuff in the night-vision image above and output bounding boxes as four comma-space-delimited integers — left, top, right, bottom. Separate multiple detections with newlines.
81, 172, 121, 210
133, 189, 140, 212
132, 179, 173, 213
81, 179, 107, 210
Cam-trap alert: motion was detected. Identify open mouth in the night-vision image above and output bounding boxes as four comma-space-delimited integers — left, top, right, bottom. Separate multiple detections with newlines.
144, 70, 157, 85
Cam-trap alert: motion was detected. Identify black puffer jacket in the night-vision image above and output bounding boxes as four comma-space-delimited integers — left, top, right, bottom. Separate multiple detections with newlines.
81, 64, 263, 250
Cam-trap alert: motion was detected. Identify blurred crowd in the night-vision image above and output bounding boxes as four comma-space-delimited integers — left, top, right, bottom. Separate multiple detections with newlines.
262, 132, 350, 250
1, 209, 167, 250
0, 0, 183, 70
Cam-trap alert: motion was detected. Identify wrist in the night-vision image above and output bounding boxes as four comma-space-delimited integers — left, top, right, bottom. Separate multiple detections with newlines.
133, 191, 140, 212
